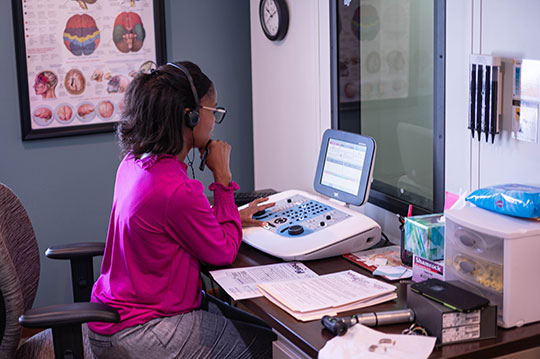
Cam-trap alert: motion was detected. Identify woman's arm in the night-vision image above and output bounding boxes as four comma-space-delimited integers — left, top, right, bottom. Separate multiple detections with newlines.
165, 180, 242, 266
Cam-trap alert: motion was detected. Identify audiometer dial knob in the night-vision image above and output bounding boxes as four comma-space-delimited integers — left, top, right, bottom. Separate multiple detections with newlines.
253, 210, 266, 218
288, 225, 304, 236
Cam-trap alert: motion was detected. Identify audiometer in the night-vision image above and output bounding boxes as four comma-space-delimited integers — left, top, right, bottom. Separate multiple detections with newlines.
240, 129, 381, 261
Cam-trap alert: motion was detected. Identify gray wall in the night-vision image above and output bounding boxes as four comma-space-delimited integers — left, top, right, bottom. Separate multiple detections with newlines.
165, 1, 254, 194
0, 0, 253, 307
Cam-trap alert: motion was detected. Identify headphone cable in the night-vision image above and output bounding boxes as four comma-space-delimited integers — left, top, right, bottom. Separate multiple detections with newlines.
186, 131, 196, 179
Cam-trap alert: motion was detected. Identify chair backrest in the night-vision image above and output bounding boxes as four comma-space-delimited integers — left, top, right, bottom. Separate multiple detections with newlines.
0, 183, 40, 357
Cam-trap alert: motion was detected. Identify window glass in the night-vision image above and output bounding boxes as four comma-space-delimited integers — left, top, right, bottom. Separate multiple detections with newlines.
335, 0, 439, 212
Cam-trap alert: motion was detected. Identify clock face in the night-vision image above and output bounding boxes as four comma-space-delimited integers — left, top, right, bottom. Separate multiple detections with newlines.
262, 0, 280, 37
259, 0, 289, 41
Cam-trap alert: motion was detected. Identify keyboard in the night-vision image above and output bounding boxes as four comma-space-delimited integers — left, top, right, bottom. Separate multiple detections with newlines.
234, 189, 278, 207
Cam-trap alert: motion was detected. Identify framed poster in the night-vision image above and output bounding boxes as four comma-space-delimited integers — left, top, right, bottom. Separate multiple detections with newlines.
12, 0, 166, 140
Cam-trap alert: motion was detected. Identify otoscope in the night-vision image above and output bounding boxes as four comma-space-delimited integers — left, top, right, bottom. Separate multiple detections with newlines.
321, 309, 415, 336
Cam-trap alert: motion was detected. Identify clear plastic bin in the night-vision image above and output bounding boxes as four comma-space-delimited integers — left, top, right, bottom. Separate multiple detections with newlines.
445, 200, 540, 328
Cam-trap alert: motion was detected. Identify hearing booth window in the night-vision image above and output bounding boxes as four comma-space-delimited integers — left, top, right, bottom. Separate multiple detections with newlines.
330, 0, 445, 215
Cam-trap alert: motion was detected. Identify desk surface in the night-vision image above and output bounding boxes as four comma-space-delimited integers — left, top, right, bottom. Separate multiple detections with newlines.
229, 243, 540, 359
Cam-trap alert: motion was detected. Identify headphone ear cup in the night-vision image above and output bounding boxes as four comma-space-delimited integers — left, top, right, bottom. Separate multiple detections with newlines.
184, 109, 200, 129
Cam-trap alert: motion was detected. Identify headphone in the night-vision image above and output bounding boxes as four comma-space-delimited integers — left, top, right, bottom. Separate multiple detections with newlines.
166, 62, 200, 129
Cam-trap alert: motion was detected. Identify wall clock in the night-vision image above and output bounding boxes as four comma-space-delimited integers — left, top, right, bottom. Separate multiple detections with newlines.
259, 0, 289, 41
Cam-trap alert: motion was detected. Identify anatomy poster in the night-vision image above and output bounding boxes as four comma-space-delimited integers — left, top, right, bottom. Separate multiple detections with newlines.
13, 0, 165, 139
354, 0, 410, 102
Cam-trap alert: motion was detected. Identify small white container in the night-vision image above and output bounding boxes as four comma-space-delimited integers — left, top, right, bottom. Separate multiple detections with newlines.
445, 201, 540, 328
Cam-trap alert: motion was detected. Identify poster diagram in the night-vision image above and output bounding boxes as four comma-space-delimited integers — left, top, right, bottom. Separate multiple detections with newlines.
339, 0, 410, 102
19, 0, 159, 135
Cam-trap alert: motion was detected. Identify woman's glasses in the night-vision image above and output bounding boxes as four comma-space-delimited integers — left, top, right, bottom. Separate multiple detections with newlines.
201, 106, 227, 124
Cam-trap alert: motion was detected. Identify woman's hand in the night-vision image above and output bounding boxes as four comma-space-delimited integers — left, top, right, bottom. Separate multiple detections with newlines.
204, 140, 232, 186
239, 197, 276, 228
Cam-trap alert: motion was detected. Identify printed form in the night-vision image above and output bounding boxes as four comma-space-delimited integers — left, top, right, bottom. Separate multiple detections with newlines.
257, 270, 397, 321
209, 262, 318, 300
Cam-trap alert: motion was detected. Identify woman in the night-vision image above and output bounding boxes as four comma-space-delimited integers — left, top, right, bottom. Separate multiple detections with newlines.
88, 61, 276, 358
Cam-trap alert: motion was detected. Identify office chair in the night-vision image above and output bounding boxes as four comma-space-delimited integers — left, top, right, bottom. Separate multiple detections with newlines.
0, 182, 119, 359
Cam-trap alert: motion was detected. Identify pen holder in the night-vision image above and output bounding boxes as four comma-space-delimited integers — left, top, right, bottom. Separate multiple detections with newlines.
399, 221, 413, 266
404, 214, 445, 261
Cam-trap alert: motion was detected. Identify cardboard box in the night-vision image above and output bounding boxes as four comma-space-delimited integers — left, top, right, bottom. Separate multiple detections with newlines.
412, 255, 445, 282
407, 286, 497, 345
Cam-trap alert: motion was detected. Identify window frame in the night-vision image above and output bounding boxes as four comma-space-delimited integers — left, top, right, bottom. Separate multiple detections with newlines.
329, 0, 446, 216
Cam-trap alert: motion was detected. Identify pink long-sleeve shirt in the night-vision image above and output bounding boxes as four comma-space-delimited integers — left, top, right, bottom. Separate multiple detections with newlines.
88, 154, 242, 335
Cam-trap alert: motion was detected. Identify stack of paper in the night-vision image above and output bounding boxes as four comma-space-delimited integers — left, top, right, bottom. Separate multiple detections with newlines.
257, 270, 397, 321
209, 262, 318, 300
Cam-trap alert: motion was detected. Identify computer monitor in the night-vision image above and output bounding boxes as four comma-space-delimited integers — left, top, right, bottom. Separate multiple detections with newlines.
313, 129, 376, 206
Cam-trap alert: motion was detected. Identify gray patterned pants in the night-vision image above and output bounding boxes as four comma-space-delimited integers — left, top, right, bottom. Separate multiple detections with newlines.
88, 293, 276, 359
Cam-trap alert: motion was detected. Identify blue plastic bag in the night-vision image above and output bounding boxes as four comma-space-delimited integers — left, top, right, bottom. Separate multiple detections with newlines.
466, 184, 540, 218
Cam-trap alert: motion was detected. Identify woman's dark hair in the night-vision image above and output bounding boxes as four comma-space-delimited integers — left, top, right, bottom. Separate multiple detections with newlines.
118, 61, 213, 157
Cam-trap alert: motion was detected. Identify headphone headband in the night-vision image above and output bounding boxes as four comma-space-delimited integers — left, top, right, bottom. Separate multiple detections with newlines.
166, 62, 200, 129
166, 62, 200, 110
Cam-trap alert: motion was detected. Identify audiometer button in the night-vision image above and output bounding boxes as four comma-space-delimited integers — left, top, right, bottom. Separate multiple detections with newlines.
320, 221, 326, 227
288, 225, 304, 236
274, 217, 287, 224
287, 199, 292, 203
326, 215, 332, 220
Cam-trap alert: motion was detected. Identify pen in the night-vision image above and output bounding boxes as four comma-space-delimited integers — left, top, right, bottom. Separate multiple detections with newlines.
199, 140, 211, 171
484, 65, 491, 142
491, 66, 499, 143
476, 64, 483, 141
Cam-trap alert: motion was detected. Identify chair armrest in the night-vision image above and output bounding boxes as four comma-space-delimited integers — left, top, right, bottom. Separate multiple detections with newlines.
45, 242, 105, 303
45, 242, 105, 260
19, 302, 119, 328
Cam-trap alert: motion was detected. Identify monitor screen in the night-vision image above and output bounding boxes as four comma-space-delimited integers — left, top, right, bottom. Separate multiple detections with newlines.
320, 138, 367, 196
314, 129, 375, 206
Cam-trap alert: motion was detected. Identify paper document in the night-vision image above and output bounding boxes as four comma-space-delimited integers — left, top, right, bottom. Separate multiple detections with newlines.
257, 270, 397, 321
343, 246, 412, 280
209, 262, 318, 300
319, 323, 436, 359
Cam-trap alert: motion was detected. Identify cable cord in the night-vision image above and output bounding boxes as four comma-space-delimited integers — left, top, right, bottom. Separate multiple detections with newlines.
186, 131, 196, 179
381, 231, 390, 246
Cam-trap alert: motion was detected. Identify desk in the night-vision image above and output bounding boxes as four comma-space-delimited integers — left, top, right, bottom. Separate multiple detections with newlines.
228, 243, 540, 359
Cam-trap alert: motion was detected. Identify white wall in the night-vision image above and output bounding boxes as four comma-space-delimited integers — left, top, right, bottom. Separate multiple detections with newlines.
446, 0, 540, 195
250, 0, 331, 193
250, 0, 540, 240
